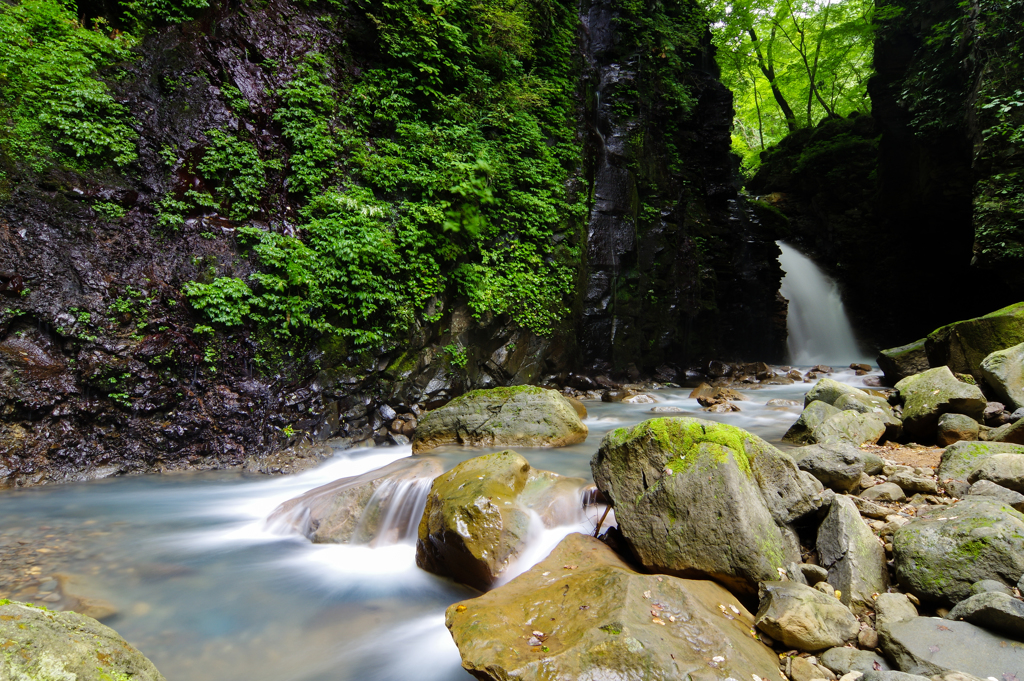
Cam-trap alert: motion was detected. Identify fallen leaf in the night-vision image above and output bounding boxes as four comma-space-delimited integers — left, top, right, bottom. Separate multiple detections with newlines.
643, 591, 651, 599
652, 617, 665, 625
562, 565, 578, 570
455, 605, 467, 612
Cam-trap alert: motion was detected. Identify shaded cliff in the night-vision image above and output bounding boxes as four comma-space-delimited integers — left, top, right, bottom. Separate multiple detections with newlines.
0, 0, 782, 485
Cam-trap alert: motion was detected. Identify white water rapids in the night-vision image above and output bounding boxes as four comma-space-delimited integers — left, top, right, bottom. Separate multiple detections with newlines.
0, 371, 883, 680
777, 242, 872, 366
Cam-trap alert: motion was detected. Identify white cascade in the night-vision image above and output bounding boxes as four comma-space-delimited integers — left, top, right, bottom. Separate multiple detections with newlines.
777, 242, 870, 366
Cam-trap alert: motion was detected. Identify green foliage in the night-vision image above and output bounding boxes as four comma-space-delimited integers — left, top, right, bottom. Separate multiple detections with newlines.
0, 0, 138, 172
120, 0, 208, 27
188, 0, 584, 345
93, 200, 127, 220
705, 0, 876, 169
444, 343, 468, 368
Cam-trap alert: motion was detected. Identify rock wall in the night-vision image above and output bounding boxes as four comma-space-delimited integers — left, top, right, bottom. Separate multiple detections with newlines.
578, 0, 785, 377
0, 0, 782, 485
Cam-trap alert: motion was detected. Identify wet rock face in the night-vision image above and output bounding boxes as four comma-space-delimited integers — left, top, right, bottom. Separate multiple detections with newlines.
577, 0, 784, 375
445, 533, 782, 681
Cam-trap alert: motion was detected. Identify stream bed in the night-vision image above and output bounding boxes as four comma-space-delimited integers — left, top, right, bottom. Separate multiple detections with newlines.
0, 368, 879, 681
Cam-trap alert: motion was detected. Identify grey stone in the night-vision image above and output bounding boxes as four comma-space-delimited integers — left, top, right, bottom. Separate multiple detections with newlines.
878, 616, 1024, 679
591, 418, 822, 594
850, 495, 893, 519
935, 413, 980, 447
892, 498, 1024, 604
970, 579, 1014, 596
834, 392, 903, 440
816, 495, 888, 612
895, 367, 987, 442
987, 419, 1024, 444
813, 411, 887, 447
1012, 407, 1024, 422
754, 581, 860, 652
937, 441, 1024, 488
0, 600, 165, 681
860, 482, 906, 502
863, 672, 930, 681
820, 647, 892, 675
878, 339, 930, 385
785, 400, 843, 445
967, 479, 1024, 511
946, 591, 1024, 639
980, 342, 1024, 410
874, 592, 918, 628
801, 563, 830, 585
792, 443, 870, 493
412, 386, 588, 453
968, 452, 1024, 492
887, 471, 940, 495
805, 378, 870, 407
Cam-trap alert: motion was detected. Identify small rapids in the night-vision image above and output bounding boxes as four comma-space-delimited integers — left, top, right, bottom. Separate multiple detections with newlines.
0, 369, 880, 681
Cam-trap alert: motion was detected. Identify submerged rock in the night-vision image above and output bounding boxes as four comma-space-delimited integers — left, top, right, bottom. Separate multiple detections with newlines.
411, 386, 587, 453
754, 581, 859, 651
416, 450, 589, 590
444, 533, 781, 681
591, 418, 822, 593
892, 498, 1024, 604
266, 457, 443, 544
0, 600, 165, 680
895, 367, 986, 442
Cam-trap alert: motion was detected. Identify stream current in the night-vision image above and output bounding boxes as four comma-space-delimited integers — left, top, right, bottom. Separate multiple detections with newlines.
0, 368, 880, 681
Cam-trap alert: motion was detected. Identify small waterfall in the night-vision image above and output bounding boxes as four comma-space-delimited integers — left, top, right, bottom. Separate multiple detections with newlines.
352, 477, 433, 546
777, 242, 869, 366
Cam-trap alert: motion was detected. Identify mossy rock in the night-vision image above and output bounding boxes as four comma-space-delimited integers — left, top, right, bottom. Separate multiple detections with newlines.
877, 338, 930, 385
980, 342, 1024, 410
411, 386, 587, 453
938, 441, 1024, 485
591, 417, 822, 594
445, 533, 780, 681
782, 400, 841, 445
415, 450, 589, 590
895, 367, 986, 442
892, 498, 1024, 605
812, 410, 887, 447
803, 377, 868, 407
0, 600, 165, 680
926, 302, 1024, 383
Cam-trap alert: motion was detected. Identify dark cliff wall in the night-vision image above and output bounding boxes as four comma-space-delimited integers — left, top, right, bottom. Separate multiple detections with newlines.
0, 0, 782, 485
748, 0, 1024, 350
578, 0, 785, 377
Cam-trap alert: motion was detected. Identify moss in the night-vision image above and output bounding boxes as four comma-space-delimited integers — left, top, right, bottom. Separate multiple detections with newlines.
599, 623, 622, 635
609, 418, 757, 478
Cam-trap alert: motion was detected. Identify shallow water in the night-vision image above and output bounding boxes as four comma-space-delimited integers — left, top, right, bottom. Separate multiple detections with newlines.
0, 367, 879, 680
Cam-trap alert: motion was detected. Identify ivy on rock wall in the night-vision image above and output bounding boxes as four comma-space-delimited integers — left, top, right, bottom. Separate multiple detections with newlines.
183, 0, 584, 347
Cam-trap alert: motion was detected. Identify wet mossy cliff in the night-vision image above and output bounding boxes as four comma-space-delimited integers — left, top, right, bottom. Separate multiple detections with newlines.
748, 0, 1024, 348
0, 0, 781, 484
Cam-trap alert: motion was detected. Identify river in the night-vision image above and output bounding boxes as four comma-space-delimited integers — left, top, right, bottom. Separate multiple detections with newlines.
0, 368, 879, 680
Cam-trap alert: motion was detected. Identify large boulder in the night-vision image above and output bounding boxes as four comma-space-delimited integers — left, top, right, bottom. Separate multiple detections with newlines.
416, 450, 589, 589
411, 386, 587, 453
804, 378, 869, 407
937, 441, 1024, 491
791, 443, 881, 493
895, 367, 986, 442
816, 495, 888, 612
812, 411, 887, 446
878, 339, 930, 385
892, 498, 1024, 604
783, 400, 842, 445
980, 342, 1024, 410
834, 391, 903, 440
266, 457, 443, 544
0, 600, 165, 680
946, 591, 1024, 640
926, 302, 1024, 384
878, 615, 1024, 679
935, 412, 979, 446
968, 452, 1024, 492
591, 418, 823, 594
444, 533, 782, 681
753, 581, 860, 651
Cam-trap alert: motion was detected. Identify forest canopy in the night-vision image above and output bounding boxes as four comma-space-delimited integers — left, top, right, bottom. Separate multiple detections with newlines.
704, 0, 879, 172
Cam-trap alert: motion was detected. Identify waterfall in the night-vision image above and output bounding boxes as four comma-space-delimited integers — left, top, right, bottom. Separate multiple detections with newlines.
777, 242, 869, 366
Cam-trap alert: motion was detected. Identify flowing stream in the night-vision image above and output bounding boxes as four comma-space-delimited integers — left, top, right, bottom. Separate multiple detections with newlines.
778, 242, 872, 366
0, 369, 879, 681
